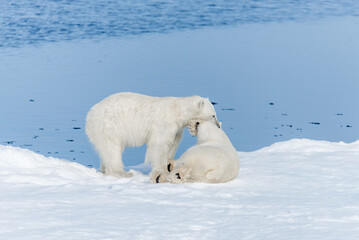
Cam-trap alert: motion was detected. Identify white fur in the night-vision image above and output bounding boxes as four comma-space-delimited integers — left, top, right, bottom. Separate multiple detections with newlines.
167, 119, 240, 184
85, 92, 219, 180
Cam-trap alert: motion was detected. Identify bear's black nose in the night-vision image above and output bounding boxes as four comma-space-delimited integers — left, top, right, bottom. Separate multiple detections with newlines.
176, 173, 181, 179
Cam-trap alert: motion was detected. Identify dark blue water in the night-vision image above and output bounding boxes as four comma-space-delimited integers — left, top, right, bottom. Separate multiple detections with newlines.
1, 1, 358, 169
1, 0, 359, 48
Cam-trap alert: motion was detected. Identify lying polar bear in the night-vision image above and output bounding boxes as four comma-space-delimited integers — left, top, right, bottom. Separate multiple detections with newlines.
159, 119, 240, 184
86, 92, 219, 182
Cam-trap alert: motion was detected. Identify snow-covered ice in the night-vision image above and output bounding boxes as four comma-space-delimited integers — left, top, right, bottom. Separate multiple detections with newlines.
1, 139, 358, 239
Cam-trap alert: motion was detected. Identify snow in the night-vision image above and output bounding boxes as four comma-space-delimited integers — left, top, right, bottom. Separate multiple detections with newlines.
1, 139, 358, 239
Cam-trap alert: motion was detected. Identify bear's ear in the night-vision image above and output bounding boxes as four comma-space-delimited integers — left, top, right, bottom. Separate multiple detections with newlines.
198, 99, 205, 111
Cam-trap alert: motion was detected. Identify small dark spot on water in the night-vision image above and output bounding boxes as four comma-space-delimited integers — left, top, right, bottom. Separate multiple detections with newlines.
55, 128, 60, 131
309, 122, 320, 125
33, 135, 39, 139
230, 127, 234, 129
48, 152, 51, 154
269, 102, 274, 105
73, 158, 76, 160
211, 102, 218, 105
80, 151, 85, 153
222, 108, 235, 111
346, 125, 352, 128
336, 113, 343, 116
72, 120, 77, 122
39, 128, 44, 130
5, 141, 15, 144
88, 164, 93, 168
55, 152, 59, 154
73, 127, 81, 130
296, 128, 302, 131
287, 125, 293, 128
29, 99, 35, 102
21, 144, 32, 147
66, 139, 74, 142
70, 150, 75, 152
282, 113, 288, 116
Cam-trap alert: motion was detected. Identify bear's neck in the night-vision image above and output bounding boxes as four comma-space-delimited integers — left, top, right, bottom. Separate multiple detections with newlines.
197, 127, 233, 147
176, 96, 201, 125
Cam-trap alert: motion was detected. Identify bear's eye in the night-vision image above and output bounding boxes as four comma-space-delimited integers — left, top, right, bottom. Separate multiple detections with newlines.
196, 122, 200, 126
212, 115, 215, 118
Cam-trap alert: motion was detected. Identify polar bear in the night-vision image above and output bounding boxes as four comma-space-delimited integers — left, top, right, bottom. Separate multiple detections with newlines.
163, 119, 239, 184
85, 92, 219, 181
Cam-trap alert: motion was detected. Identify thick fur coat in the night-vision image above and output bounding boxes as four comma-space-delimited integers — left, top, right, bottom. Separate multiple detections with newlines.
166, 119, 240, 183
85, 92, 219, 181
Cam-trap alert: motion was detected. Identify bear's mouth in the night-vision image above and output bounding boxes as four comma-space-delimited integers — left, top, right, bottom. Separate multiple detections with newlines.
213, 116, 221, 128
195, 121, 200, 132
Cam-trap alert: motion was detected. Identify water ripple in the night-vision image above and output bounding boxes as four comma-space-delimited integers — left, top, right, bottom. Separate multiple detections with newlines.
1, 0, 359, 48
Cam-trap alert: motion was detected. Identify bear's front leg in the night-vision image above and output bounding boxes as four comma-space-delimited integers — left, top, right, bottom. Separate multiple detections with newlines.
146, 137, 174, 183
146, 144, 170, 183
167, 130, 183, 161
150, 159, 177, 183
146, 125, 179, 183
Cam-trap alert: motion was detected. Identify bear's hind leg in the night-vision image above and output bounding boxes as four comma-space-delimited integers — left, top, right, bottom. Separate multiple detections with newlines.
205, 168, 223, 183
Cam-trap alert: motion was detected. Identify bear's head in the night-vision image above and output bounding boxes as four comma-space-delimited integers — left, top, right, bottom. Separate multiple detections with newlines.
194, 97, 220, 128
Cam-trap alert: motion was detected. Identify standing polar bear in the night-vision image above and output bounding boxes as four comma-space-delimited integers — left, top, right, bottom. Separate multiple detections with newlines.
85, 92, 219, 181
164, 119, 240, 184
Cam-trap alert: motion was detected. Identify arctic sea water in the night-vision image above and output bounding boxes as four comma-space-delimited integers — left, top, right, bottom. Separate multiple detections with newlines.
0, 0, 358, 168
